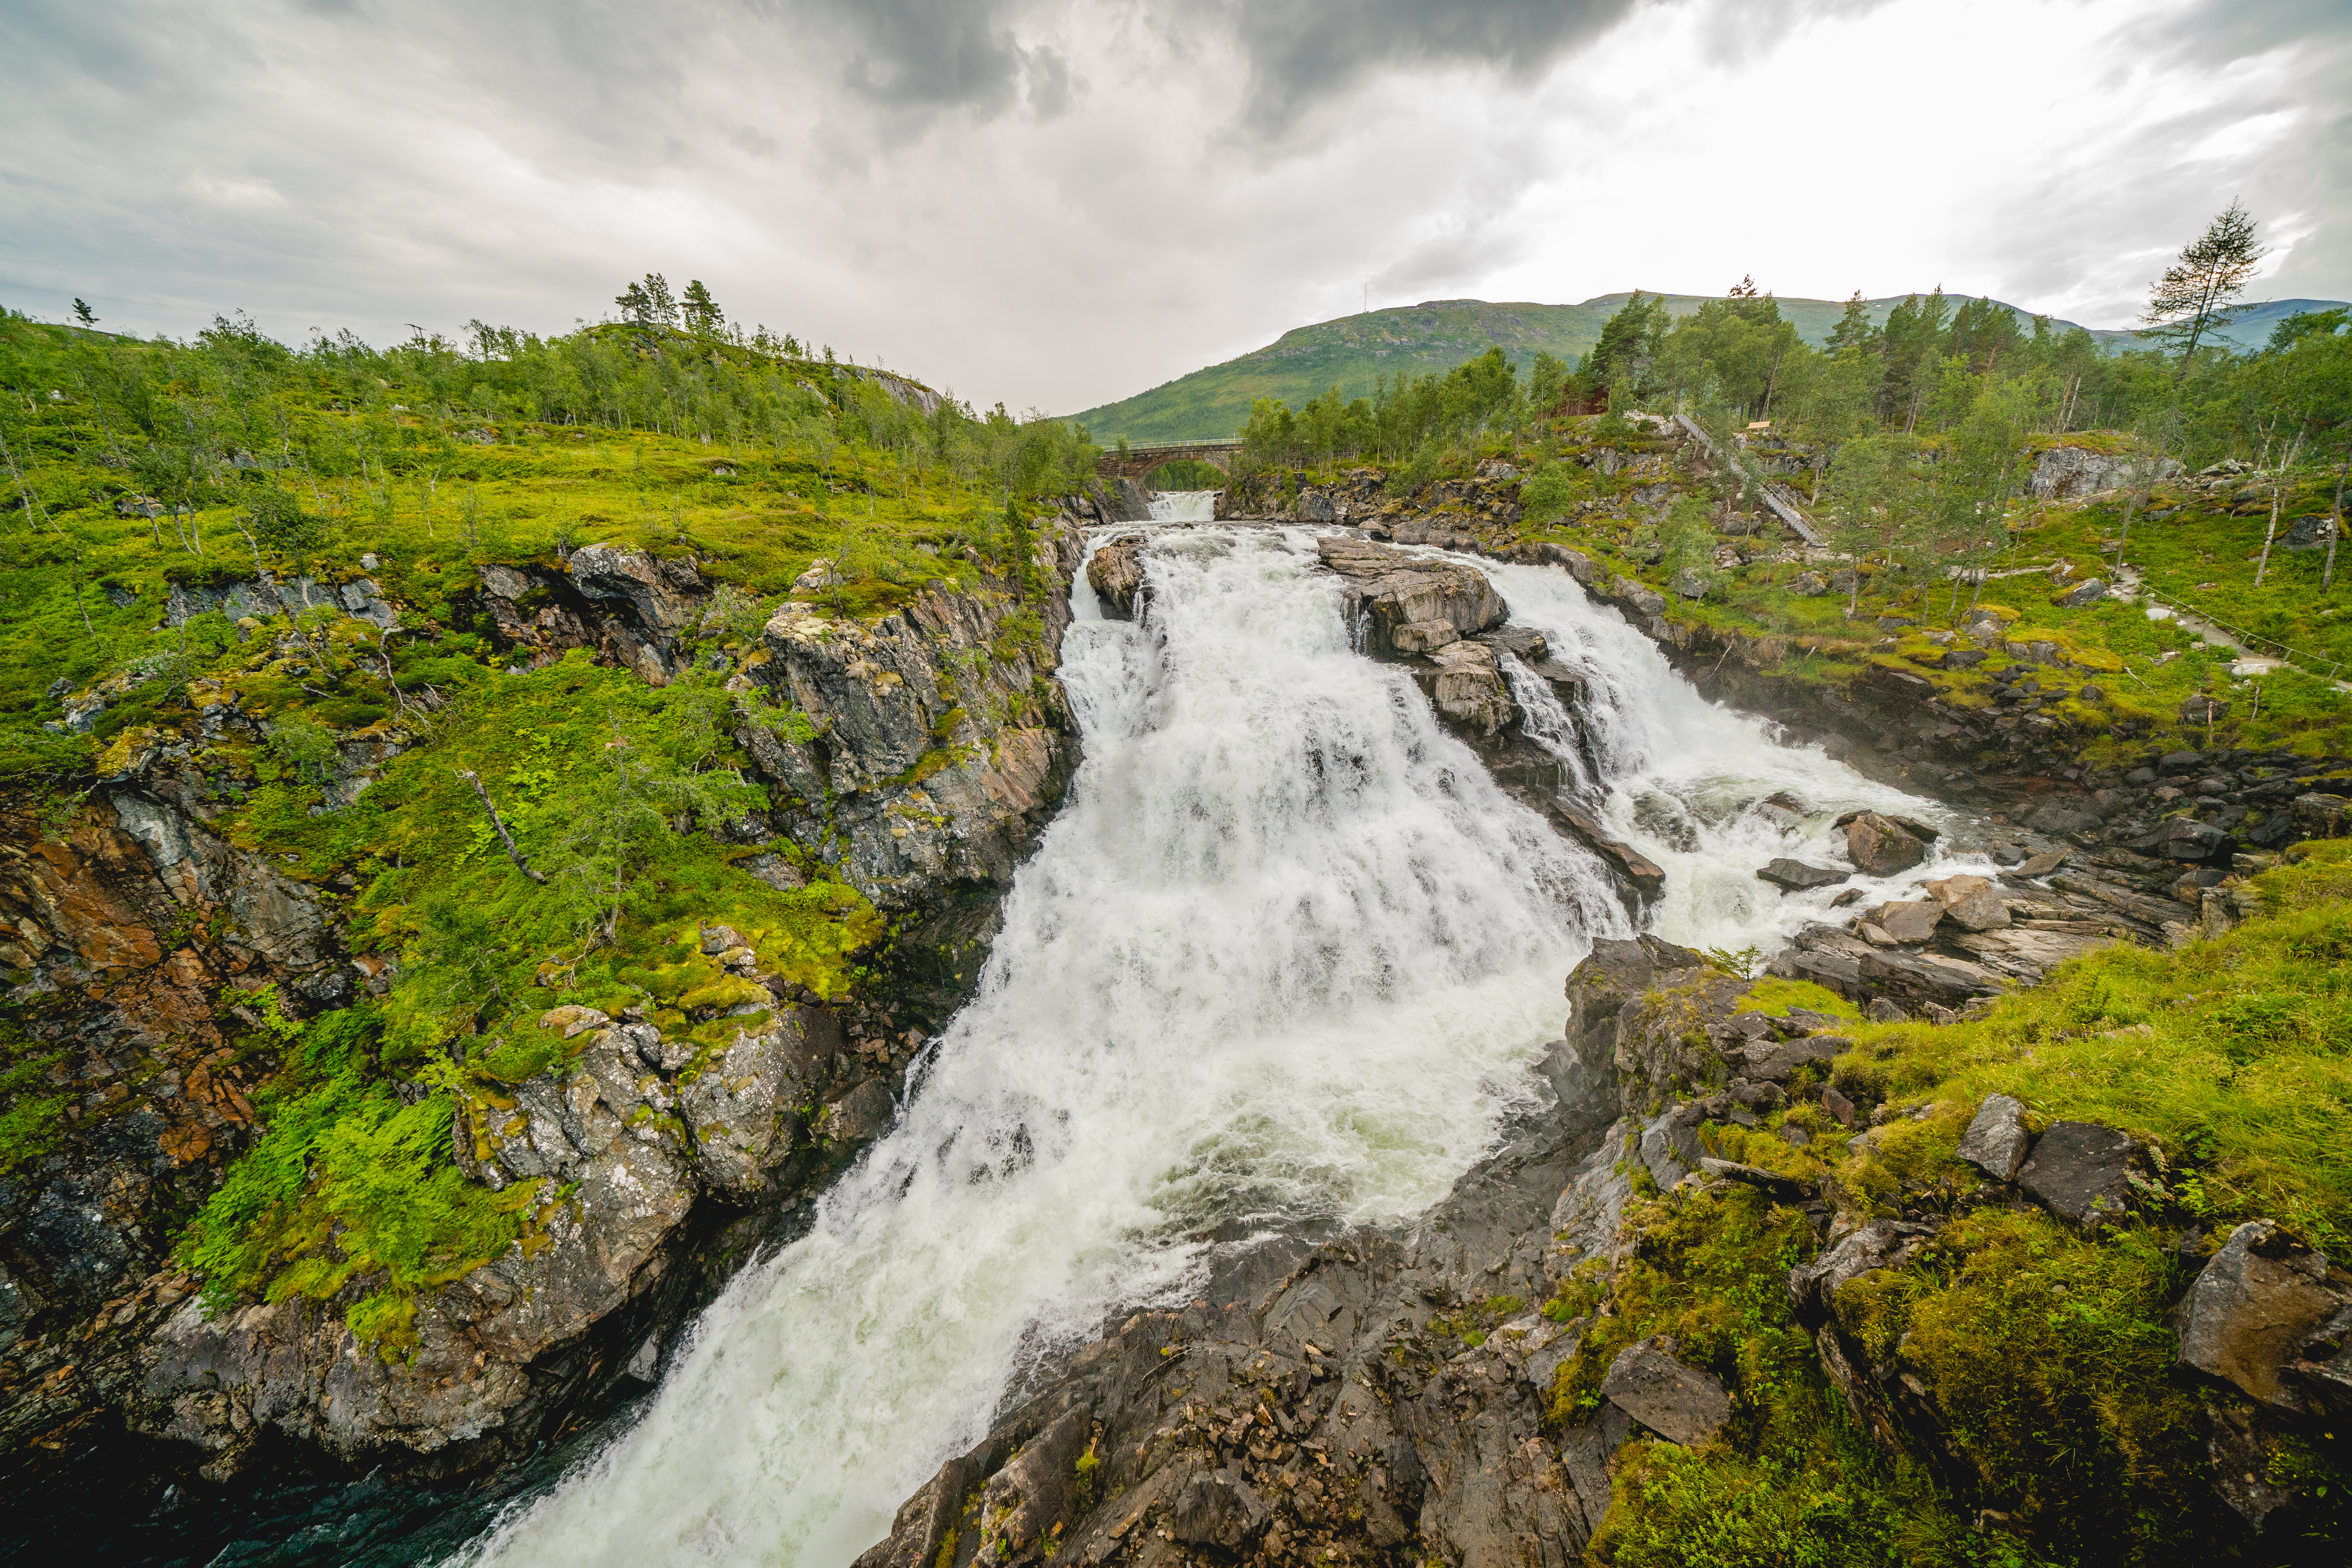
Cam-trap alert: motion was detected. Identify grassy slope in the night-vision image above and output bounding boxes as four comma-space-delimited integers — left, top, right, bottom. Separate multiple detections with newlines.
1063, 296, 2350, 444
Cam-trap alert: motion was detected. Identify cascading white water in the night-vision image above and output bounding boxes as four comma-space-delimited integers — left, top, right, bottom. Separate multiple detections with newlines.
1145, 489, 1218, 522
1463, 553, 1994, 954
460, 530, 1627, 1568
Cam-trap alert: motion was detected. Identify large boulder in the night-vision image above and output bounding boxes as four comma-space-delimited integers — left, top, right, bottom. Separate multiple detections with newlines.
1924, 874, 2011, 932
1315, 536, 1506, 655
2176, 1220, 2352, 1413
1839, 811, 1931, 875
2029, 445, 2177, 501
1873, 900, 1947, 944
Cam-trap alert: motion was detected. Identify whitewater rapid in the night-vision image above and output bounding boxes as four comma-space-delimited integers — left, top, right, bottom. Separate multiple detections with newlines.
459, 527, 1978, 1568
1462, 553, 1992, 951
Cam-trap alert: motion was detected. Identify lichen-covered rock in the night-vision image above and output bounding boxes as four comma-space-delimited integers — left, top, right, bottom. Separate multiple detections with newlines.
742, 515, 1086, 912
677, 1006, 840, 1196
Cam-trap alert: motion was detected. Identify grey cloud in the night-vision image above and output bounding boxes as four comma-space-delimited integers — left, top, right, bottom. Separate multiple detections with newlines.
771, 0, 1078, 129
1198, 0, 1639, 134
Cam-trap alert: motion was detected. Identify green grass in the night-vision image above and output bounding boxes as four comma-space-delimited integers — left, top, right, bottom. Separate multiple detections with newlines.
1547, 842, 2352, 1563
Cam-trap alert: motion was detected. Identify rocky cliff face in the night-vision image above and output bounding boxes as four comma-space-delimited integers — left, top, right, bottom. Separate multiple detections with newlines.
0, 510, 1093, 1492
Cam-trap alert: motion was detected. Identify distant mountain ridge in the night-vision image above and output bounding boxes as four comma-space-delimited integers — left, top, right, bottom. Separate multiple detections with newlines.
1067, 294, 2350, 443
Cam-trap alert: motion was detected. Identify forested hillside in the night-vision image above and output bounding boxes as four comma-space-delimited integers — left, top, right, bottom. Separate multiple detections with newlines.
1067, 289, 2346, 443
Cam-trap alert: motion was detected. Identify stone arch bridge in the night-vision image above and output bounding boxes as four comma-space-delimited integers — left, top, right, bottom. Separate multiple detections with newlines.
1094, 438, 1243, 483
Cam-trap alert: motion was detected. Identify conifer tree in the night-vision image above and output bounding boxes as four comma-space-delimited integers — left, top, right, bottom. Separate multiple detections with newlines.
71, 299, 97, 327
1825, 291, 1876, 354
682, 279, 723, 334
2141, 200, 2265, 381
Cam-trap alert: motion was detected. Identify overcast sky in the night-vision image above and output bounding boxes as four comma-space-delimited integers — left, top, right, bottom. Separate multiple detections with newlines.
3, 0, 2345, 415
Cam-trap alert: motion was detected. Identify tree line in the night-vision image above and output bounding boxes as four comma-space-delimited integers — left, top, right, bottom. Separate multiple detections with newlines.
1225, 204, 2348, 501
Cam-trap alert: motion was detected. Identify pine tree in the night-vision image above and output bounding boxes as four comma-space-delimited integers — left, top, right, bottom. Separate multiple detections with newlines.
71, 299, 98, 327
1584, 292, 1669, 400
1825, 292, 1876, 354
682, 279, 722, 334
2141, 200, 2265, 381
615, 273, 679, 328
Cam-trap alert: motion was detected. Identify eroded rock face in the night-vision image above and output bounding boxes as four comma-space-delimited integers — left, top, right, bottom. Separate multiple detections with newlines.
136, 989, 848, 1474
743, 515, 1087, 913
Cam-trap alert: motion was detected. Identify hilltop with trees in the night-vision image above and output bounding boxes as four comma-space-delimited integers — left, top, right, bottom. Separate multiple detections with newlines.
1065, 284, 2343, 444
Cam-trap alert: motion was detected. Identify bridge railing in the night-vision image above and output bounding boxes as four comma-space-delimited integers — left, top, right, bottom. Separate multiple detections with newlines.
1103, 437, 1242, 456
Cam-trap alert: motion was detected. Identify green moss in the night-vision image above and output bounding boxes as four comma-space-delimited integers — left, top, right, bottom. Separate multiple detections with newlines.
1736, 976, 1864, 1022
0, 1016, 69, 1176
177, 1004, 546, 1338
1835, 1210, 2205, 1560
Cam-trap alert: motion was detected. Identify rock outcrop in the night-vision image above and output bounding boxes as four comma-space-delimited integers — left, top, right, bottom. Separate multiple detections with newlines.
739, 518, 1086, 915
1087, 535, 1148, 620
1314, 536, 1506, 657
854, 1027, 1624, 1568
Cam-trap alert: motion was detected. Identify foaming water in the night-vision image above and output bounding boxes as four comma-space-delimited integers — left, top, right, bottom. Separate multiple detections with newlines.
458, 531, 1624, 1568
1465, 554, 1994, 953
1146, 489, 1218, 522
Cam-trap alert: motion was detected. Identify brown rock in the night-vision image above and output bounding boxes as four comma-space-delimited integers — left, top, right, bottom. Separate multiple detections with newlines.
2176, 1221, 2352, 1412
1841, 812, 1929, 875
1874, 900, 1947, 944
1085, 535, 1147, 619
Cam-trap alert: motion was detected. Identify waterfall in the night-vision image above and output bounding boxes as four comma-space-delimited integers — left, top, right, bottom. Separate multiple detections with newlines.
459, 530, 1626, 1568
1470, 554, 1993, 956
1145, 489, 1217, 522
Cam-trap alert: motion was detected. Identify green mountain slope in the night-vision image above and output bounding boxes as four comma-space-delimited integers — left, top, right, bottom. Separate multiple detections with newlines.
1068, 293, 2349, 442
